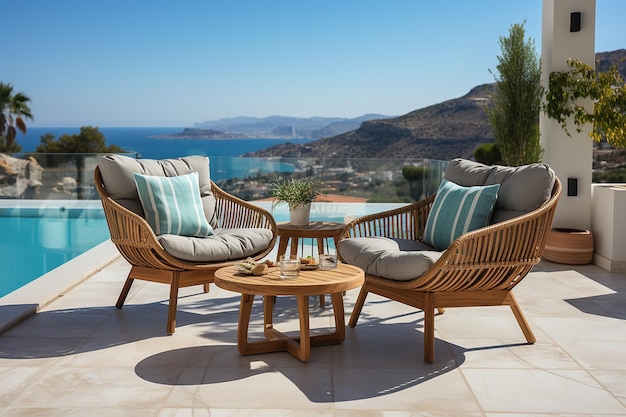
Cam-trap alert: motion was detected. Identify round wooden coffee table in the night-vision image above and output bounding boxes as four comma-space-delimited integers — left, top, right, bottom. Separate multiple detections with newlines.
214, 263, 364, 362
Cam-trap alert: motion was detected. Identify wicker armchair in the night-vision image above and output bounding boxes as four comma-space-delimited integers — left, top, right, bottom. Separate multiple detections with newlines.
339, 159, 561, 363
95, 156, 277, 334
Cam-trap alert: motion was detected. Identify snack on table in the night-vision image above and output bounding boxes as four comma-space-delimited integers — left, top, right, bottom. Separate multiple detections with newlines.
299, 256, 320, 270
300, 256, 318, 266
235, 258, 271, 275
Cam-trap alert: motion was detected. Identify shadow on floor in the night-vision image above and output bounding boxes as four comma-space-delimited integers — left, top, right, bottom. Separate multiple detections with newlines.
0, 294, 243, 359
134, 332, 465, 403
539, 261, 626, 321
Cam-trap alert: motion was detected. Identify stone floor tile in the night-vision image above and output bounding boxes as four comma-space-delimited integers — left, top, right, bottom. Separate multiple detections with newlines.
332, 368, 480, 412
463, 368, 626, 414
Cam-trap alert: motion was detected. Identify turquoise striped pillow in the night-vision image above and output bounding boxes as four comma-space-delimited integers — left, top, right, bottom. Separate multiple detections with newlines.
134, 172, 214, 237
424, 179, 499, 250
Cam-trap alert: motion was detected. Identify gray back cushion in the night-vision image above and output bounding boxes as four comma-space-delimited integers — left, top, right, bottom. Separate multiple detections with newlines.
444, 158, 556, 223
98, 154, 218, 227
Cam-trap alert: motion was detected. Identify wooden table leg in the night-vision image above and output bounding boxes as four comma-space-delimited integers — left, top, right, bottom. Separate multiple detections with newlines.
295, 295, 311, 362
276, 237, 289, 262
290, 237, 299, 257
331, 292, 346, 343
238, 295, 289, 357
235, 292, 347, 362
319, 295, 326, 308
263, 295, 275, 336
237, 294, 255, 356
316, 237, 325, 255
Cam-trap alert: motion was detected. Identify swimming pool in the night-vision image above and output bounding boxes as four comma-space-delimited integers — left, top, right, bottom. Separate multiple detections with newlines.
0, 202, 111, 298
0, 200, 405, 299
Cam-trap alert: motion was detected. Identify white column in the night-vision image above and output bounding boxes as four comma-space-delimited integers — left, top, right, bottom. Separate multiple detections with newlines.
540, 0, 596, 230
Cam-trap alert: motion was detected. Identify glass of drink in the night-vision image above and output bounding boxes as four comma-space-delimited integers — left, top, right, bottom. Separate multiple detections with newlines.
279, 254, 300, 279
319, 253, 338, 270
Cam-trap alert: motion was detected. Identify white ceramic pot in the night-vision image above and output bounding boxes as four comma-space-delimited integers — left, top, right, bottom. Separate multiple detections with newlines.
289, 203, 311, 226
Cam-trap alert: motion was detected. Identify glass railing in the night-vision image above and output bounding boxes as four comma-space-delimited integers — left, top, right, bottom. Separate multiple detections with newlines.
1, 153, 448, 203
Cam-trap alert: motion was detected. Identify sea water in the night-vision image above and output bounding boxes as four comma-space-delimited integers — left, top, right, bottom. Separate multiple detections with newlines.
18, 127, 314, 159
17, 127, 314, 182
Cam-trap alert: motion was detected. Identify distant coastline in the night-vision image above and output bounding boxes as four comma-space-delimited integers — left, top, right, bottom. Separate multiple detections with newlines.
16, 127, 315, 162
153, 127, 312, 140
151, 135, 308, 140
147, 135, 304, 140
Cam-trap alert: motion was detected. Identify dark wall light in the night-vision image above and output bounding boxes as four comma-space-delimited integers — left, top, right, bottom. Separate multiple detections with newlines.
568, 177, 578, 197
570, 12, 581, 32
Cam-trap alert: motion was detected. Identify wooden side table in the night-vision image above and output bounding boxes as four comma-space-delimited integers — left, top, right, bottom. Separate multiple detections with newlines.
275, 221, 346, 306
276, 221, 344, 258
214, 264, 364, 362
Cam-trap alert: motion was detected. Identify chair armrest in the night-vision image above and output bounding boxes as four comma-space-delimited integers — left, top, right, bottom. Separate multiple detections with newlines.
211, 181, 277, 233
96, 182, 176, 268
340, 194, 435, 241
94, 166, 163, 250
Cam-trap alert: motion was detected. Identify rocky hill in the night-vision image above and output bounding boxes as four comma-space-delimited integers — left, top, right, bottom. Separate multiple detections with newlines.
246, 49, 626, 160
596, 48, 626, 74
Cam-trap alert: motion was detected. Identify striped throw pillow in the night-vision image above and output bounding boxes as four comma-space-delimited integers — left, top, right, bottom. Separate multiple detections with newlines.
424, 179, 499, 250
134, 172, 214, 237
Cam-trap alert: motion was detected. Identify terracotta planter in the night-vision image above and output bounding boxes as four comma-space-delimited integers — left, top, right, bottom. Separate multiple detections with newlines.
543, 228, 594, 265
289, 203, 311, 226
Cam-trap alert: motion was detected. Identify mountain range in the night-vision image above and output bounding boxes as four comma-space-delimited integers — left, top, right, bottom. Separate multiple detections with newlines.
189, 114, 393, 139
167, 49, 625, 159
245, 48, 626, 159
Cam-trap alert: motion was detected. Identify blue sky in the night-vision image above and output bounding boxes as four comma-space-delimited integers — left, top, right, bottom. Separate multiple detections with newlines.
3, 0, 624, 127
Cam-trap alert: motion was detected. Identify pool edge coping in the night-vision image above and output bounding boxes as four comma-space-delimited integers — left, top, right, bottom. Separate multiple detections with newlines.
0, 240, 120, 334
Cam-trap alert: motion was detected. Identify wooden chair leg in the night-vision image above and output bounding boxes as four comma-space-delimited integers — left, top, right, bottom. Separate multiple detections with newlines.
348, 286, 369, 328
423, 293, 435, 363
506, 292, 536, 344
115, 277, 135, 309
203, 283, 210, 293
166, 271, 181, 334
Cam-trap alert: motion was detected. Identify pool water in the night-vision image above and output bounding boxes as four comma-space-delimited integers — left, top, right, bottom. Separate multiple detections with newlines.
0, 201, 404, 299
0, 205, 111, 298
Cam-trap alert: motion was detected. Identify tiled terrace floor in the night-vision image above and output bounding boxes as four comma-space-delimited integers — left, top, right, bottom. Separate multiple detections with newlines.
1, 243, 625, 416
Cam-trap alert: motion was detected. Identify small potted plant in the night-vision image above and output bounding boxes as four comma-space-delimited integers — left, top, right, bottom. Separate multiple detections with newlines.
271, 177, 319, 225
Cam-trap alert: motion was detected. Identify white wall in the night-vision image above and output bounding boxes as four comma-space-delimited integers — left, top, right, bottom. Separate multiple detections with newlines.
592, 184, 626, 272
540, 0, 596, 230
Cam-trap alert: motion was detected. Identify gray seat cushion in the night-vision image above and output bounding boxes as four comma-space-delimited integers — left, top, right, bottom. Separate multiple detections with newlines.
98, 154, 217, 228
157, 228, 275, 262
444, 158, 556, 223
339, 237, 442, 281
